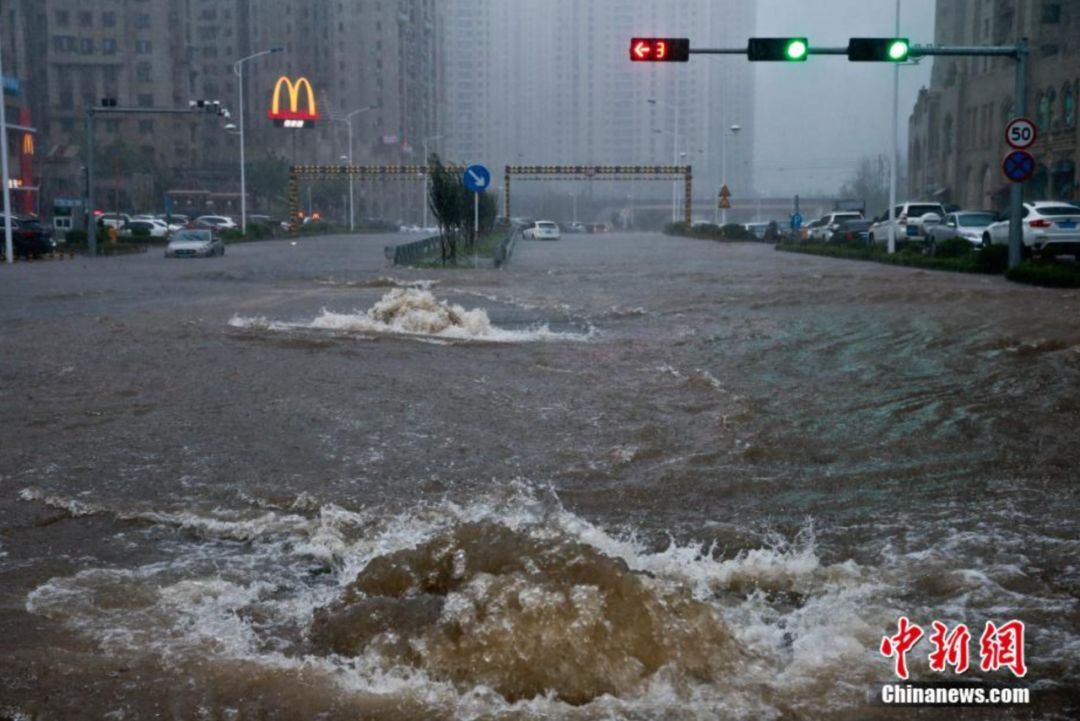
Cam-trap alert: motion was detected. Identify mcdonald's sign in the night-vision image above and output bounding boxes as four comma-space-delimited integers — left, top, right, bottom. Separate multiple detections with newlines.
269, 76, 319, 128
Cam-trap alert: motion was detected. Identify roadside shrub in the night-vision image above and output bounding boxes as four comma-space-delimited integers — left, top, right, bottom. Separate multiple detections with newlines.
1006, 260, 1080, 288
720, 223, 755, 241
664, 221, 691, 235
972, 244, 1010, 274
221, 229, 245, 242
933, 237, 975, 258
64, 229, 87, 246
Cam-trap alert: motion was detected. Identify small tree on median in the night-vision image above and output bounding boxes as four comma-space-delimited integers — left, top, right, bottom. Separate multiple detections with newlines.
427, 154, 469, 263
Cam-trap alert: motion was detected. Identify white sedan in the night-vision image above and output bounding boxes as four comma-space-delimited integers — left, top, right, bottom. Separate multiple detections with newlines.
522, 221, 561, 241
985, 202, 1080, 254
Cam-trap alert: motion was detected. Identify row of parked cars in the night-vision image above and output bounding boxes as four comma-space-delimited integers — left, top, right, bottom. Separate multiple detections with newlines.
0, 214, 57, 260
793, 200, 1080, 255
98, 213, 241, 239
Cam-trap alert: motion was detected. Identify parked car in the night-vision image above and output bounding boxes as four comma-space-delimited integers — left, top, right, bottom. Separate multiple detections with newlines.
522, 220, 561, 240
801, 217, 828, 242
157, 214, 190, 232
816, 212, 864, 242
868, 202, 948, 246
830, 218, 874, 245
120, 219, 171, 239
0, 215, 56, 259
99, 213, 132, 229
568, 221, 588, 234
192, 215, 238, 231
165, 229, 225, 258
984, 202, 1080, 254
927, 211, 999, 249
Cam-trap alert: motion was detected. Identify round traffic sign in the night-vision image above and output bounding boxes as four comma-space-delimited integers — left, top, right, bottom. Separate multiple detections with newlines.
463, 164, 491, 193
1005, 117, 1037, 150
791, 213, 803, 230
1002, 150, 1036, 183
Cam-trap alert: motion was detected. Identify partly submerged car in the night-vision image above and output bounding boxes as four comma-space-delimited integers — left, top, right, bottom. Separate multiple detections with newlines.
165, 229, 225, 258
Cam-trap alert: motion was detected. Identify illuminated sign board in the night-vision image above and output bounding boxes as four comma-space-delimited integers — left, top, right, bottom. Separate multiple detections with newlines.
268, 76, 319, 128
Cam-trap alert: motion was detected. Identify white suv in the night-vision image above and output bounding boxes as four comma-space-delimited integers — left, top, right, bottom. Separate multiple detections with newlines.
813, 211, 864, 242
868, 202, 947, 246
985, 202, 1080, 254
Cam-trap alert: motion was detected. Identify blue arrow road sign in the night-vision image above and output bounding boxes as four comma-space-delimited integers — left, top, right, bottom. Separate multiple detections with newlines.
1002, 151, 1035, 183
791, 213, 803, 230
464, 164, 491, 193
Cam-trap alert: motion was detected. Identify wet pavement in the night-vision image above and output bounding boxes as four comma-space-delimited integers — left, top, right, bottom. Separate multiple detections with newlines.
1, 232, 1078, 720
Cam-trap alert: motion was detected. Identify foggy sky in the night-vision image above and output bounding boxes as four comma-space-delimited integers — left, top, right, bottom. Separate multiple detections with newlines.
753, 0, 935, 197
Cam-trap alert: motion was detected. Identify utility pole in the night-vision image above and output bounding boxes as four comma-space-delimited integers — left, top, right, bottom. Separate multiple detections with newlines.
887, 0, 901, 255
0, 32, 14, 264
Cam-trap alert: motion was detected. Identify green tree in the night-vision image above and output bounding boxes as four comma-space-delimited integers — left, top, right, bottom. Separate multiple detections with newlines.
428, 154, 469, 262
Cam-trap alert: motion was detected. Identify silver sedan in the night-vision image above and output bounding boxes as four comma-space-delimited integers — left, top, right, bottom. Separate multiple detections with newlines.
928, 211, 998, 249
165, 229, 225, 258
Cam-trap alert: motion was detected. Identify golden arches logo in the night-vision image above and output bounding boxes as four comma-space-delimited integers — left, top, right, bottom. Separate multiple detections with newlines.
269, 76, 319, 121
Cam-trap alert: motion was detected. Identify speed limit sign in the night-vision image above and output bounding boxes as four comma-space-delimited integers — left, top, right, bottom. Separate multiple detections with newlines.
1005, 118, 1037, 150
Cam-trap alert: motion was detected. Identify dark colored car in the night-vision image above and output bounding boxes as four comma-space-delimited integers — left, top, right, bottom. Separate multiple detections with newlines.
831, 219, 873, 245
0, 215, 56, 259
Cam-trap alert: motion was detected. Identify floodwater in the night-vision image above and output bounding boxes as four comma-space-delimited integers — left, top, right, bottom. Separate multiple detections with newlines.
1, 233, 1078, 720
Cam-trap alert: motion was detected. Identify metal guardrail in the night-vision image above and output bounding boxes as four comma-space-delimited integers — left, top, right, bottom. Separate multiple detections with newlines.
385, 234, 442, 265
494, 228, 520, 268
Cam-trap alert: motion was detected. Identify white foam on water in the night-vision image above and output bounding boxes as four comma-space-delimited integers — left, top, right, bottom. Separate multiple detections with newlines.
229, 288, 594, 344
18, 483, 1078, 719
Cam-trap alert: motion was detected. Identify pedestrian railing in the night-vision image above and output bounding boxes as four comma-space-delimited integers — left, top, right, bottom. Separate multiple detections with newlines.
494, 228, 520, 268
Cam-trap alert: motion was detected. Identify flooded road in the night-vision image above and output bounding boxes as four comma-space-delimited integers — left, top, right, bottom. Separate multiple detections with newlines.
1, 233, 1078, 720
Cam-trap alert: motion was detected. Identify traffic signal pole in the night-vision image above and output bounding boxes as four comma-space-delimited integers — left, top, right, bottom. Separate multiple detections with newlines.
671, 41, 1030, 269
84, 104, 229, 256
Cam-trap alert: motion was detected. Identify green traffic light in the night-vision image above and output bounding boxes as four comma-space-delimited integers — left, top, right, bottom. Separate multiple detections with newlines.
888, 40, 910, 61
786, 39, 808, 61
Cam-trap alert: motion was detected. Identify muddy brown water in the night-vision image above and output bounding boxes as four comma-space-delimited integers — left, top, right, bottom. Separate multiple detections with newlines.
1, 233, 1078, 720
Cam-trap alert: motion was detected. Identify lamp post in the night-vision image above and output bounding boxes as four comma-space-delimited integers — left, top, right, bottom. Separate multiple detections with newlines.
720, 124, 742, 225
340, 105, 378, 232
421, 134, 442, 230
0, 32, 13, 264
648, 98, 679, 222
233, 47, 284, 236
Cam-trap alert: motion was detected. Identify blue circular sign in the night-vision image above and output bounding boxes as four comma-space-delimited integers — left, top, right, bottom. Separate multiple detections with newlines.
464, 164, 491, 193
1002, 151, 1035, 183
791, 213, 803, 230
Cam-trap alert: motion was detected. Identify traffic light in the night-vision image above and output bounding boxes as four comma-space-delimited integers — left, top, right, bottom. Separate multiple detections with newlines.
747, 37, 809, 62
630, 38, 690, 62
848, 38, 910, 62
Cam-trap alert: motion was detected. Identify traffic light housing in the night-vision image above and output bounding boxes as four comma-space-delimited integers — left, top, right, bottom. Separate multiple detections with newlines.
747, 37, 809, 62
630, 38, 690, 63
848, 37, 910, 62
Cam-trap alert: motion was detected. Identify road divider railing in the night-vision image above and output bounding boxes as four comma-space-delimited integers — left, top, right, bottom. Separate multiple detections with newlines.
385, 234, 442, 266
494, 228, 520, 268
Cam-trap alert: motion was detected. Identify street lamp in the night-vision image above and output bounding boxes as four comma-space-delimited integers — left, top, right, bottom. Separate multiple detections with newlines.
339, 105, 378, 232
648, 98, 680, 222
721, 124, 742, 225
233, 47, 284, 235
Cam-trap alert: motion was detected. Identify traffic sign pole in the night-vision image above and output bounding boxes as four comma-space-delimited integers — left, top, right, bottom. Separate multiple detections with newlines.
1008, 42, 1029, 270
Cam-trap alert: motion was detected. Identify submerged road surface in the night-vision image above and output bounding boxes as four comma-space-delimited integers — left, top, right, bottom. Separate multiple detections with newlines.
1, 232, 1078, 720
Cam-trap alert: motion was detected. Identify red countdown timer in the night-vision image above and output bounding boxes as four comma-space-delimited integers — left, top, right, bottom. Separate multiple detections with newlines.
630, 38, 690, 63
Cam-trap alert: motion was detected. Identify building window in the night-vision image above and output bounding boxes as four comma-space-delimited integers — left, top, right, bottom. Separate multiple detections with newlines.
102, 39, 117, 55
943, 114, 954, 155
136, 40, 152, 54
78, 12, 93, 27
1037, 92, 1049, 129
52, 35, 76, 53
137, 63, 152, 82
135, 14, 151, 29
1063, 84, 1075, 129
79, 38, 94, 54
102, 12, 117, 28
1041, 3, 1061, 23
